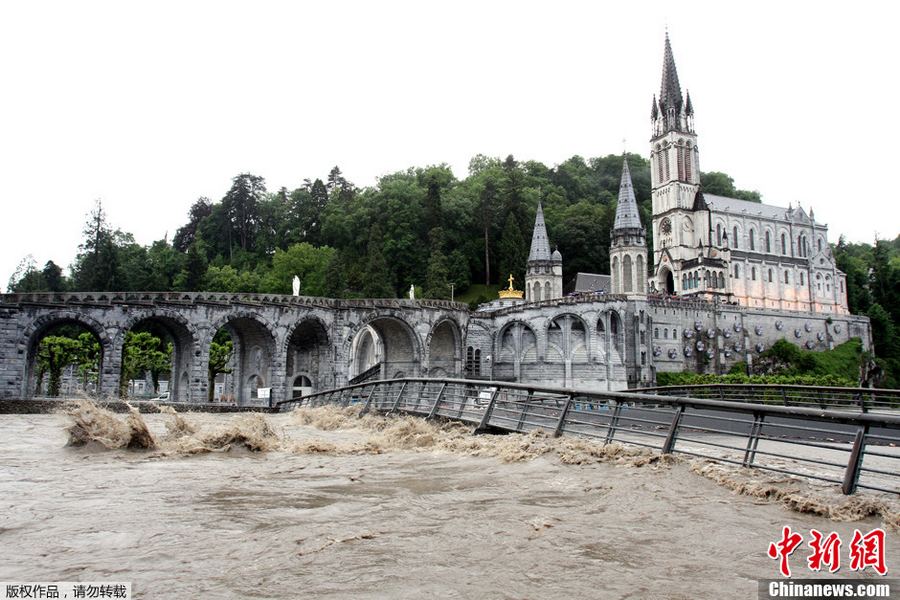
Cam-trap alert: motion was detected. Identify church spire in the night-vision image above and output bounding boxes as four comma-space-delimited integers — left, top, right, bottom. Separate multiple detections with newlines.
655, 32, 691, 134
527, 201, 552, 261
614, 159, 643, 231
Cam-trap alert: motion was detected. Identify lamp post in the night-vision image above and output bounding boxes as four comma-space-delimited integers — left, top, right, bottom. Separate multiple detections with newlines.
450, 283, 455, 302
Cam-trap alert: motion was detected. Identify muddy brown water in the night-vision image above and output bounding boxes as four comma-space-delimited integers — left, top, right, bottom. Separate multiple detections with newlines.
0, 404, 896, 599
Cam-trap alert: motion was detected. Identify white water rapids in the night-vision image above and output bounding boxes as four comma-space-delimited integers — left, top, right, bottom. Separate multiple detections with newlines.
0, 403, 896, 599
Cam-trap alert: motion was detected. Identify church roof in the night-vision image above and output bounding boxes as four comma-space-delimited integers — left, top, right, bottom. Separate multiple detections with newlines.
527, 201, 552, 261
704, 194, 820, 225
614, 159, 643, 230
573, 273, 611, 294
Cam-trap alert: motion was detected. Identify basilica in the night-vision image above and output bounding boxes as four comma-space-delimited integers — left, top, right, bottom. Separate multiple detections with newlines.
475, 33, 865, 389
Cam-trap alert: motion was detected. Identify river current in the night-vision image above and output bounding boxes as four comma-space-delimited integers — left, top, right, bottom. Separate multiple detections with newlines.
0, 403, 896, 599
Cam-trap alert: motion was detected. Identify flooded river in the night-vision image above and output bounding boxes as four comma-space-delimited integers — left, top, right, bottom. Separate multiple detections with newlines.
0, 403, 896, 599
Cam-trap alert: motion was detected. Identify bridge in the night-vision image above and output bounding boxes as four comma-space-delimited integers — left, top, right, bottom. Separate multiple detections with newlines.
0, 292, 469, 404
277, 377, 900, 496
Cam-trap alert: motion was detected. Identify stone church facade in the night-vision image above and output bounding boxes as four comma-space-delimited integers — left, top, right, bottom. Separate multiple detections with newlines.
462, 33, 867, 390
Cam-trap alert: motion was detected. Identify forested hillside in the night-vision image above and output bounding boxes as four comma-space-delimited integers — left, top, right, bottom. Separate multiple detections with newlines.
6, 153, 899, 384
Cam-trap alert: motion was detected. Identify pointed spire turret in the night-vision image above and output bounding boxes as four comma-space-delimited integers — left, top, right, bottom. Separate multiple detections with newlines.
654, 33, 692, 135
651, 94, 659, 121
614, 159, 643, 231
527, 201, 552, 261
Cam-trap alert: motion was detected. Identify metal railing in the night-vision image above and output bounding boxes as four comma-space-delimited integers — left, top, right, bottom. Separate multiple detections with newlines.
348, 364, 382, 386
639, 384, 900, 413
277, 378, 900, 496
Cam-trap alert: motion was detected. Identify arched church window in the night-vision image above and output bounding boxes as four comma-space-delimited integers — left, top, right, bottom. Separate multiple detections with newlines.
474, 349, 481, 376
734, 264, 740, 278
533, 281, 541, 302
705, 270, 711, 288
716, 224, 722, 246
684, 143, 692, 181
768, 269, 773, 283
751, 267, 757, 281
654, 327, 659, 339
733, 226, 739, 249
765, 231, 771, 253
693, 272, 699, 288
784, 271, 789, 284
781, 233, 787, 255
664, 328, 669, 339
682, 274, 688, 290
597, 318, 605, 333
818, 238, 823, 253
800, 272, 805, 286
718, 272, 725, 288
677, 142, 685, 180
544, 281, 551, 299
749, 229, 756, 251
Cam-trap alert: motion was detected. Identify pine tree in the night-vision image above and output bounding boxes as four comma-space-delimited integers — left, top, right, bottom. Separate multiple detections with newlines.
362, 224, 394, 297
496, 215, 526, 288
423, 228, 449, 299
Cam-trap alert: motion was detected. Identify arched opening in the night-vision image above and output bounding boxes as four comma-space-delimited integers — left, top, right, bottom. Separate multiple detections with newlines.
292, 375, 313, 398
660, 268, 674, 294
26, 318, 104, 399
609, 311, 623, 355
428, 319, 460, 377
210, 316, 276, 406
636, 255, 645, 293
496, 321, 537, 381
120, 315, 194, 401
623, 256, 633, 293
544, 281, 551, 300
285, 319, 330, 398
532, 281, 542, 302
612, 256, 619, 293
350, 317, 420, 380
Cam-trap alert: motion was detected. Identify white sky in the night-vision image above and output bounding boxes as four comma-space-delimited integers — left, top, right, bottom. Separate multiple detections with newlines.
2, 0, 899, 290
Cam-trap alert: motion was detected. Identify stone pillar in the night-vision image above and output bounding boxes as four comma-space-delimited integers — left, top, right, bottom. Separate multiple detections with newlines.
0, 310, 25, 399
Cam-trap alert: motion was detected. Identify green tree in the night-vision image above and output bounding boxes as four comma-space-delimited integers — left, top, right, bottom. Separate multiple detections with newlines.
173, 198, 213, 252
176, 240, 208, 292
36, 336, 83, 396
222, 173, 266, 253
120, 331, 171, 397
423, 228, 450, 299
263, 243, 335, 296
362, 223, 394, 297
208, 332, 234, 401
496, 215, 526, 290
71, 200, 123, 291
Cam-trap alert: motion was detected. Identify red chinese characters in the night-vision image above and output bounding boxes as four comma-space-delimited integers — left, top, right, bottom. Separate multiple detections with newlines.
768, 526, 804, 577
768, 527, 889, 577
849, 528, 887, 576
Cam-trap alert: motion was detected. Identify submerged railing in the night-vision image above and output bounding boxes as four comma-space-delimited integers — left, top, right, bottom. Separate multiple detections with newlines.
639, 384, 900, 413
277, 378, 900, 496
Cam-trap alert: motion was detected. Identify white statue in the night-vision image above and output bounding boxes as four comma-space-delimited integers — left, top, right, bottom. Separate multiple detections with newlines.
408, 284, 415, 300
292, 275, 300, 297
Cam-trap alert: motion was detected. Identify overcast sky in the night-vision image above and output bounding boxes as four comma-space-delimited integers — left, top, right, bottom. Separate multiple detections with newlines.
2, 0, 898, 290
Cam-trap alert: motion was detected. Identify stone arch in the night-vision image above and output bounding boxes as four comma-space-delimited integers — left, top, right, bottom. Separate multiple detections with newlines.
23, 312, 112, 399
608, 310, 624, 356
208, 312, 278, 406
636, 254, 645, 293
623, 255, 633, 293
347, 315, 422, 381
426, 318, 462, 377
284, 317, 331, 399
659, 265, 675, 294
494, 320, 538, 381
545, 313, 589, 363
117, 310, 198, 402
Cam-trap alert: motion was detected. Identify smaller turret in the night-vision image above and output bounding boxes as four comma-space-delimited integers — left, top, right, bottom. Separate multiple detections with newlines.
610, 158, 647, 295
525, 201, 563, 302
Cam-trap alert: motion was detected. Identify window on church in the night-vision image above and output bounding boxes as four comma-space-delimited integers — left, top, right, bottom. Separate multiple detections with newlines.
765, 231, 771, 253
716, 224, 722, 246
654, 327, 659, 339
800, 272, 805, 285
664, 328, 669, 339
733, 226, 739, 249
684, 144, 692, 181
718, 272, 725, 288
677, 144, 685, 180
768, 269, 773, 283
751, 267, 757, 281
749, 229, 756, 251
474, 349, 481, 376
840, 281, 844, 293
734, 264, 740, 278
682, 274, 687, 290
781, 233, 787, 255
784, 271, 789, 284
818, 238, 823, 253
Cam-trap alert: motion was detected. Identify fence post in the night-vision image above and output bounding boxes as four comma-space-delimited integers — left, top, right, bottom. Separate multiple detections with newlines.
742, 413, 765, 467
841, 424, 869, 495
389, 381, 410, 414
605, 402, 622, 445
661, 405, 684, 454
426, 383, 448, 420
514, 390, 534, 432
358, 383, 379, 417
781, 388, 788, 407
474, 387, 501, 433
552, 395, 574, 437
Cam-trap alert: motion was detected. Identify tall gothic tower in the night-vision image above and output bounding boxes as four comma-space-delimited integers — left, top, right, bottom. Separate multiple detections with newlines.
525, 201, 563, 301
610, 158, 647, 294
649, 33, 704, 294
